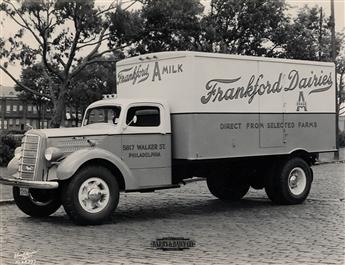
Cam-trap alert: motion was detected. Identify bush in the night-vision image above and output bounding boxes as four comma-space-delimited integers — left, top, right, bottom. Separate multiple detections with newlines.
0, 134, 22, 167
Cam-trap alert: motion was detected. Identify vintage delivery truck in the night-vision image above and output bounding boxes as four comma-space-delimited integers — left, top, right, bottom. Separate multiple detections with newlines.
0, 51, 336, 225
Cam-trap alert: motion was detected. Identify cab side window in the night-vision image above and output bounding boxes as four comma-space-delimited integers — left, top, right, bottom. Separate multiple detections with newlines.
126, 106, 160, 127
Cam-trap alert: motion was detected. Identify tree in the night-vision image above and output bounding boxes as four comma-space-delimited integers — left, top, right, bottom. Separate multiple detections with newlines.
15, 59, 116, 128
68, 58, 117, 126
283, 5, 344, 61
134, 0, 204, 54
0, 0, 140, 128
337, 56, 345, 116
201, 0, 288, 56
14, 63, 55, 129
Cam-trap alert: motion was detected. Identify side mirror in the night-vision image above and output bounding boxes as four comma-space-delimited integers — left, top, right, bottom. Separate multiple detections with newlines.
123, 115, 137, 131
132, 115, 137, 125
26, 123, 33, 130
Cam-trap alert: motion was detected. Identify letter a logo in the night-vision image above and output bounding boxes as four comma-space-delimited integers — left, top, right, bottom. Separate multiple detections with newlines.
296, 91, 307, 111
152, 62, 162, 82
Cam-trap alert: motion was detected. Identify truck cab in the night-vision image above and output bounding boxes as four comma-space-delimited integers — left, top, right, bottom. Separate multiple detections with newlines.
0, 96, 174, 225
83, 96, 173, 189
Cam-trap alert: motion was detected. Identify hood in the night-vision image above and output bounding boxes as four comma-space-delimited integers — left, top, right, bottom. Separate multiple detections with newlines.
35, 124, 121, 138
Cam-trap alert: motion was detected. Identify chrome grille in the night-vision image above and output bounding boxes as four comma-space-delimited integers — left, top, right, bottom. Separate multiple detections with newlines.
18, 134, 40, 180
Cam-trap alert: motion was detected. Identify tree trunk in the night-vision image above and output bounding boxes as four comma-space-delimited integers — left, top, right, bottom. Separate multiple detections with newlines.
50, 88, 67, 128
36, 101, 42, 129
75, 103, 79, 127
50, 99, 65, 128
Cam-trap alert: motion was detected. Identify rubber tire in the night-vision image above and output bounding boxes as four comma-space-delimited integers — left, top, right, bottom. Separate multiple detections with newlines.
13, 187, 62, 217
265, 157, 312, 205
206, 170, 250, 201
61, 166, 119, 225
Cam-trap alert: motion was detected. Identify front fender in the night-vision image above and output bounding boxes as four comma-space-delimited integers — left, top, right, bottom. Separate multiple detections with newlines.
56, 148, 138, 190
7, 157, 20, 176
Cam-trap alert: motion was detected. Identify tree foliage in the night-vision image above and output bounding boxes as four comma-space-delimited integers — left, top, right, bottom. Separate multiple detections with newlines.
0, 0, 139, 127
135, 0, 204, 53
14, 60, 116, 127
201, 0, 288, 56
1, 0, 345, 128
283, 6, 344, 61
14, 64, 55, 128
68, 59, 117, 118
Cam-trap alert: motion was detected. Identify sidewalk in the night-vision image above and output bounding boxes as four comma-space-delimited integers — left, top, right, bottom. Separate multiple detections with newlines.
0, 167, 13, 203
0, 148, 344, 203
318, 148, 345, 163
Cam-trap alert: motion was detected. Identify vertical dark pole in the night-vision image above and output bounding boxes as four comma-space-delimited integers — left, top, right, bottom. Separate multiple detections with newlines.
330, 0, 339, 160
42, 101, 45, 128
318, 7, 323, 60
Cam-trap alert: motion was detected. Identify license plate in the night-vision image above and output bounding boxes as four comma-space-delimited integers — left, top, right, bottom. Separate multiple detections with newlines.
19, 188, 29, 196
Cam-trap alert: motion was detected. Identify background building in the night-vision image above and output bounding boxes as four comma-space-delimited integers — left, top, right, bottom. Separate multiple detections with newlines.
0, 85, 52, 132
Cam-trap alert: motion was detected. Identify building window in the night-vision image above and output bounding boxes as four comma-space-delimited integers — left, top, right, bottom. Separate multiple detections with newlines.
15, 119, 20, 126
9, 119, 13, 126
44, 120, 48, 128
4, 120, 7, 129
33, 105, 37, 114
6, 105, 11, 113
13, 105, 17, 112
27, 105, 32, 112
19, 105, 23, 111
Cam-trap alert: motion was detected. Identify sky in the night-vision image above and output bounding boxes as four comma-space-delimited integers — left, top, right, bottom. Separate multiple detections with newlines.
0, 0, 344, 87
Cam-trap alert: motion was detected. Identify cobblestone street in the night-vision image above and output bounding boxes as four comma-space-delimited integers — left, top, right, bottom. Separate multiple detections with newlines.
0, 163, 344, 265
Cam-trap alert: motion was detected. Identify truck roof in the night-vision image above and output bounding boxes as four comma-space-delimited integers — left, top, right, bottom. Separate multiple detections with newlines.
117, 51, 335, 67
87, 98, 169, 109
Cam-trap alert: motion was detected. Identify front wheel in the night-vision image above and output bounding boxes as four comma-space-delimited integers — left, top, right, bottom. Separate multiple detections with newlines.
61, 166, 119, 225
265, 157, 313, 205
13, 187, 62, 217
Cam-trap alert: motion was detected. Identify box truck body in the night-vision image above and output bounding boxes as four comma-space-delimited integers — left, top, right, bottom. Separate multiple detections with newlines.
117, 51, 336, 160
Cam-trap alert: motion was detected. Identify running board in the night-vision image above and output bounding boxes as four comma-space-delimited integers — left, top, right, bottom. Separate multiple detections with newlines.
125, 184, 181, 193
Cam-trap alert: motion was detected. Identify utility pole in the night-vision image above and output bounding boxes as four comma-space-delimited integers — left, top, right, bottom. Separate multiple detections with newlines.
330, 0, 339, 160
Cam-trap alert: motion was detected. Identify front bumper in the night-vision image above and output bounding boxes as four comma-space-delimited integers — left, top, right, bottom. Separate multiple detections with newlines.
0, 175, 59, 189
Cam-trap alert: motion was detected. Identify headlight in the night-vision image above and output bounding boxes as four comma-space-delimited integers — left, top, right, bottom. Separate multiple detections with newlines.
14, 147, 22, 159
44, 147, 64, 161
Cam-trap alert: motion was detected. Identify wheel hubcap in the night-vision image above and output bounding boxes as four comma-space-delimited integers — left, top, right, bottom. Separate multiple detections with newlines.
288, 167, 307, 196
78, 177, 110, 213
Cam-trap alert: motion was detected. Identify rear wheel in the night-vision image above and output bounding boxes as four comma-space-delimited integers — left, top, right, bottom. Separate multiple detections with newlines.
207, 169, 250, 201
61, 166, 119, 225
265, 157, 312, 205
13, 187, 61, 217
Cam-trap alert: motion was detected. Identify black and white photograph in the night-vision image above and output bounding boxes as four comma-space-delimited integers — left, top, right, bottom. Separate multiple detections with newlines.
0, 0, 344, 264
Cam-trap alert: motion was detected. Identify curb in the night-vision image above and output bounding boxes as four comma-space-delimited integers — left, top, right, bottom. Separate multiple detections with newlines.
0, 199, 14, 205
314, 159, 345, 165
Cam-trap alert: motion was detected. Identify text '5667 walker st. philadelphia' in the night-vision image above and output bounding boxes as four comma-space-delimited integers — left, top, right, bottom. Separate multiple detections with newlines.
0, 51, 337, 225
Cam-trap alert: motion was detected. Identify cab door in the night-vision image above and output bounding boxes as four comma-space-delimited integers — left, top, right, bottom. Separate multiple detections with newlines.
121, 103, 172, 189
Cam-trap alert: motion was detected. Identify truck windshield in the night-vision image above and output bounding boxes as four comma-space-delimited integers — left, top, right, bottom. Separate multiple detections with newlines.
84, 106, 121, 126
